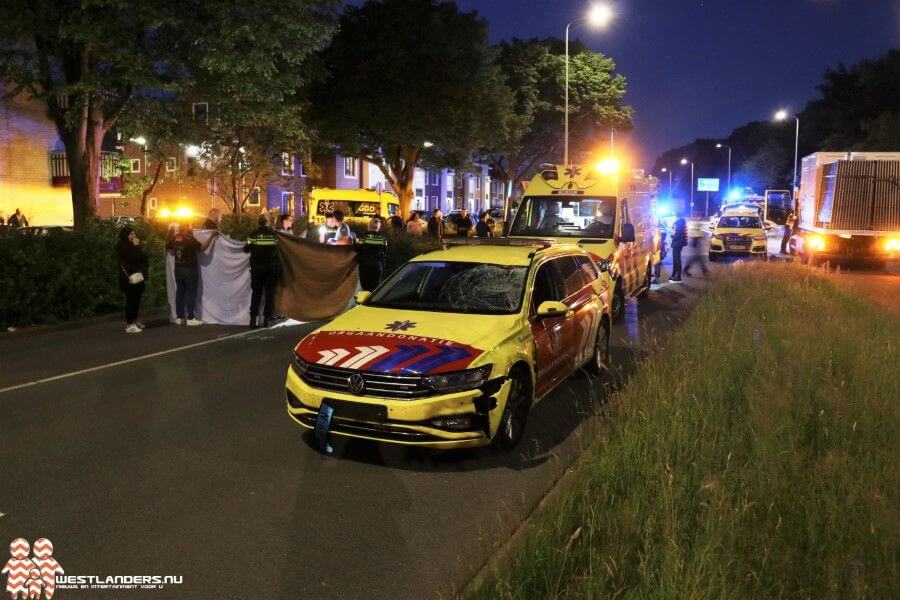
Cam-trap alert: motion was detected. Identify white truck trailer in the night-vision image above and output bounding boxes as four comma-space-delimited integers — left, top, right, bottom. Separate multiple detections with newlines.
791, 152, 900, 265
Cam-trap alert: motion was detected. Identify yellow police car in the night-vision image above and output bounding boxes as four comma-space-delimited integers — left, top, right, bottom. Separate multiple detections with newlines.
285, 242, 612, 450
708, 211, 768, 260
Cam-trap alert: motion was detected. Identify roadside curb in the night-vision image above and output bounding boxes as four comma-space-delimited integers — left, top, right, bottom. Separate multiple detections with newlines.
2, 306, 169, 340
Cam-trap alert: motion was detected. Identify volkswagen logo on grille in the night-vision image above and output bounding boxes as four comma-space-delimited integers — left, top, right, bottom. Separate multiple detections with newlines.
347, 373, 366, 395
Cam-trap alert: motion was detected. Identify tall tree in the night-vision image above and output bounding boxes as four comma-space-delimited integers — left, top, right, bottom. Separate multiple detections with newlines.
310, 0, 508, 216
487, 38, 632, 219
0, 0, 179, 228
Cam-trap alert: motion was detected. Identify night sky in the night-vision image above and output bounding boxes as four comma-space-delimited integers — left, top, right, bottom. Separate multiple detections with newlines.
457, 0, 899, 167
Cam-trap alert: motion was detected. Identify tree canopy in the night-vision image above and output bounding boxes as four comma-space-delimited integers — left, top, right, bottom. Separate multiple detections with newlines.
309, 0, 509, 215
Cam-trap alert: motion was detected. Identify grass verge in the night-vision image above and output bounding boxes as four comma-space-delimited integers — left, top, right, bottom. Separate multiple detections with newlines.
468, 262, 898, 598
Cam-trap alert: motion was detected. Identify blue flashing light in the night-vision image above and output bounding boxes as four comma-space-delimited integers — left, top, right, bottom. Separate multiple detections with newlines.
655, 202, 673, 218
727, 188, 743, 201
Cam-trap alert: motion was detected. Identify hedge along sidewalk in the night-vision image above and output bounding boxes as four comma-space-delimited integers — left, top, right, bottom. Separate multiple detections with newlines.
466, 262, 898, 599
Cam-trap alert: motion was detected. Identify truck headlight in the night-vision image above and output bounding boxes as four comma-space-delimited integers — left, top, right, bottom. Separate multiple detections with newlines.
422, 365, 492, 393
808, 235, 826, 251
886, 238, 899, 253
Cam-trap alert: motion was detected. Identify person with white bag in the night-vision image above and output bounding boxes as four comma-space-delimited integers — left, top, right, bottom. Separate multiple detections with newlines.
116, 226, 149, 334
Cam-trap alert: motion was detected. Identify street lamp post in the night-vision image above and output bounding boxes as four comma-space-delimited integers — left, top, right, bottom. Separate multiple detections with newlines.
715, 143, 732, 191
564, 4, 613, 166
681, 158, 694, 217
775, 109, 800, 192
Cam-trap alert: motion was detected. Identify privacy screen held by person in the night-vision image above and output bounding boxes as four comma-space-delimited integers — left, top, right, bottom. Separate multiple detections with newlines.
166, 222, 217, 325
244, 213, 280, 327
355, 218, 388, 292
116, 226, 149, 334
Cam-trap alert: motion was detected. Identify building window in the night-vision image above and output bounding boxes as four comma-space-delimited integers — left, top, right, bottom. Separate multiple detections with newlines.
298, 161, 306, 177
129, 158, 141, 173
166, 157, 176, 173
281, 191, 295, 212
475, 177, 481, 190
192, 102, 208, 123
149, 197, 158, 210
344, 157, 358, 178
281, 152, 293, 176
446, 190, 452, 199
246, 187, 261, 207
415, 188, 424, 198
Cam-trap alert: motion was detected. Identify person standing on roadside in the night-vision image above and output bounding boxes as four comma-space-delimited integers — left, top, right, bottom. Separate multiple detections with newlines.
781, 210, 796, 255
653, 220, 668, 284
406, 211, 424, 236
356, 218, 388, 291
244, 213, 281, 328
116, 226, 149, 334
670, 213, 687, 282
8, 208, 28, 229
166, 222, 218, 326
683, 220, 709, 277
427, 208, 445, 241
455, 208, 473, 238
475, 211, 493, 237
201, 208, 221, 231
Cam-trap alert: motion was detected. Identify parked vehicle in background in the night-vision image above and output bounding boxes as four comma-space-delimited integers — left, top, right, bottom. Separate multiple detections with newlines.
307, 188, 400, 227
792, 152, 900, 265
709, 212, 768, 261
508, 161, 659, 321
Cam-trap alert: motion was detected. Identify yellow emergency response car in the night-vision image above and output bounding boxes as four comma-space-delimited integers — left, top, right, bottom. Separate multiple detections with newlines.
307, 188, 400, 226
285, 241, 612, 450
508, 161, 659, 321
708, 211, 768, 261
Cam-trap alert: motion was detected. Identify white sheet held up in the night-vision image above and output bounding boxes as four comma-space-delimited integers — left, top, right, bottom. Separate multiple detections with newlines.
165, 230, 254, 325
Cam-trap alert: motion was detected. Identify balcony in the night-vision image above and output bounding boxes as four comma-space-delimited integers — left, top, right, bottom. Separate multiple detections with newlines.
49, 151, 123, 194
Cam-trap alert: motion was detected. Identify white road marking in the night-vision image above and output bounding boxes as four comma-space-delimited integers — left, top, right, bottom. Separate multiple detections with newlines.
0, 329, 287, 396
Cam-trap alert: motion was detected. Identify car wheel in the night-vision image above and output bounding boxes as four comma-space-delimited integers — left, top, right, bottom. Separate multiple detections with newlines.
611, 279, 625, 322
494, 368, 532, 451
585, 317, 611, 377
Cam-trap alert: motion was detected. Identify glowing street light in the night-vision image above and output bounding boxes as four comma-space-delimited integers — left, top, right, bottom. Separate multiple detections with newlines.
185, 144, 201, 158
564, 3, 614, 165
129, 136, 147, 146
774, 108, 800, 192
423, 141, 434, 148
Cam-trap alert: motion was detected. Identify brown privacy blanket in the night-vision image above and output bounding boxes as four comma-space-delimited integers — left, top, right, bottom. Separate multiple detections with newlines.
275, 233, 359, 321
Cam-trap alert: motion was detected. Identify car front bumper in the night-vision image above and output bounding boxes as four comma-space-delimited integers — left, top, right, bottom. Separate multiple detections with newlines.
284, 366, 510, 449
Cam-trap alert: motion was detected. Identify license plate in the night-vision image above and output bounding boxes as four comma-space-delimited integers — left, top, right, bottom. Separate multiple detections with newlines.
726, 244, 750, 251
324, 398, 387, 422
315, 403, 334, 452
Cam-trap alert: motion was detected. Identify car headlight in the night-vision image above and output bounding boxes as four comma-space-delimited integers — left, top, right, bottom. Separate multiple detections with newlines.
422, 365, 492, 393
752, 234, 766, 241
808, 235, 826, 251
885, 238, 899, 253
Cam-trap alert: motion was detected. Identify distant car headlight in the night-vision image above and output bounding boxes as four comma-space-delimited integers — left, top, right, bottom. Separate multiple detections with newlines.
422, 365, 492, 393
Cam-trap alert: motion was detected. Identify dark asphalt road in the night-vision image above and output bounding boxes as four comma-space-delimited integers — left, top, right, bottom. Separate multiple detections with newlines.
1, 257, 712, 600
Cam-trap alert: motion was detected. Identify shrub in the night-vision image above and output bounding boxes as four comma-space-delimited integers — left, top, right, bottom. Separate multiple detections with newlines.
0, 220, 166, 328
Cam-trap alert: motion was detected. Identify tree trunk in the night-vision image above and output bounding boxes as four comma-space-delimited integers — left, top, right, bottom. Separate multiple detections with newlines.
396, 183, 415, 217
139, 160, 165, 217
63, 132, 101, 228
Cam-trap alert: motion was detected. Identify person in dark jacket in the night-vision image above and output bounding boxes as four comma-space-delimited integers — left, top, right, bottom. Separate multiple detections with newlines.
356, 218, 389, 291
166, 222, 218, 325
781, 210, 796, 254
201, 208, 221, 231
670, 214, 687, 282
8, 208, 28, 229
116, 226, 149, 334
475, 211, 493, 237
244, 213, 280, 327
455, 208, 473, 238
427, 209, 445, 241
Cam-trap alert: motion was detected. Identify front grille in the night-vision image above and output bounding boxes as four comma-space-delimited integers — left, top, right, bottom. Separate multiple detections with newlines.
291, 411, 449, 442
295, 360, 432, 399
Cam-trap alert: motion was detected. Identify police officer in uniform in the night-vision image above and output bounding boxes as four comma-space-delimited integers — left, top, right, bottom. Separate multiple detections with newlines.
243, 213, 280, 328
356, 218, 388, 291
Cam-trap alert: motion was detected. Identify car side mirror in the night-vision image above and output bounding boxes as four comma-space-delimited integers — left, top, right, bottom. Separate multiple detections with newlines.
536, 300, 571, 319
355, 291, 371, 304
597, 259, 612, 273
620, 223, 636, 243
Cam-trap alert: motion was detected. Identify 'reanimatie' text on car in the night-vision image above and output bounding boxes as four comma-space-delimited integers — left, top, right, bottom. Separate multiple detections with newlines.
285, 241, 612, 451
